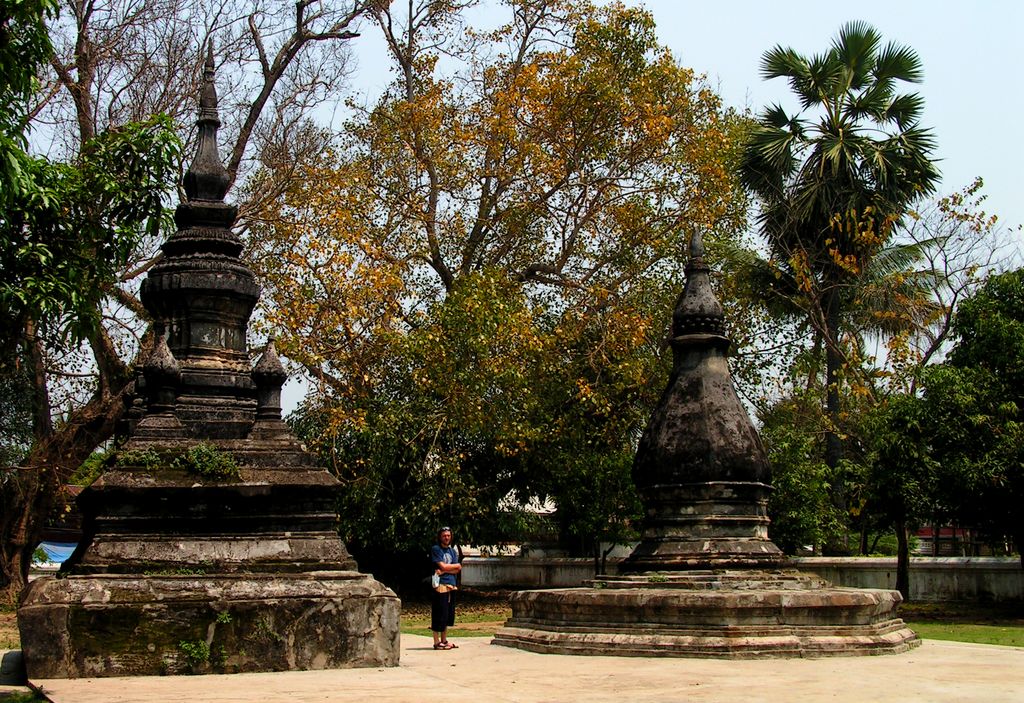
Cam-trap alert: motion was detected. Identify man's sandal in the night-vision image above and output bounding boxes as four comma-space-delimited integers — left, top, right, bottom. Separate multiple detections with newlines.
441, 640, 457, 648
433, 642, 453, 650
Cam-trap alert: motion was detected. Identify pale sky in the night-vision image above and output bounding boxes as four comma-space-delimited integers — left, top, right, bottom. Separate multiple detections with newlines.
634, 0, 1023, 232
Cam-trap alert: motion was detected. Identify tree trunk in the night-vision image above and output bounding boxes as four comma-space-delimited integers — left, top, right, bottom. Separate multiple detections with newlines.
0, 371, 138, 604
0, 463, 60, 606
821, 287, 847, 553
823, 288, 844, 475
895, 519, 910, 601
25, 322, 52, 440
600, 542, 617, 576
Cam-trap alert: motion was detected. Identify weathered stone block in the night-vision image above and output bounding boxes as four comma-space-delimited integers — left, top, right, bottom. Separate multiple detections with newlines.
19, 572, 400, 678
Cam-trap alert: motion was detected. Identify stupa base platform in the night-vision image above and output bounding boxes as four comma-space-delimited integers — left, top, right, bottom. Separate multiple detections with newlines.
18, 571, 400, 678
492, 570, 919, 658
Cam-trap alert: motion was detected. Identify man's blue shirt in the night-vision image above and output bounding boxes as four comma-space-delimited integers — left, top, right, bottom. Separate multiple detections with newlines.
431, 544, 458, 586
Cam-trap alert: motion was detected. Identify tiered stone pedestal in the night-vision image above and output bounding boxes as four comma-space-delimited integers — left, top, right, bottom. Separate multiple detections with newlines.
492, 570, 919, 658
17, 436, 401, 679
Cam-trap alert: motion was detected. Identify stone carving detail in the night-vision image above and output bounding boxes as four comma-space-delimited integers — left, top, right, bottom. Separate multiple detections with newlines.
133, 333, 186, 439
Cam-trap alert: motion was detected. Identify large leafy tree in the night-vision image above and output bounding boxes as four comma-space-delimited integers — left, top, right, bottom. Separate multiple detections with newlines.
1, 0, 56, 233
865, 392, 940, 598
940, 269, 1024, 563
755, 177, 1012, 556
861, 269, 1024, 599
739, 21, 940, 492
250, 0, 748, 570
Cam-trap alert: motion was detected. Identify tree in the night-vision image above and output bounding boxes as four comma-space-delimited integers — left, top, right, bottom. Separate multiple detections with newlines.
752, 174, 1015, 559
0, 116, 181, 605
1, 0, 375, 601
866, 392, 939, 598
250, 0, 748, 568
940, 269, 1024, 563
739, 21, 940, 483
36, 0, 372, 221
949, 269, 1024, 395
858, 269, 1024, 601
886, 178, 1013, 393
758, 381, 847, 555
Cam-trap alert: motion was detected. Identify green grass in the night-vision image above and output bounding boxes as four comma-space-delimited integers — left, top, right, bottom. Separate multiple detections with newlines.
906, 621, 1024, 648
400, 611, 506, 638
900, 601, 1024, 647
0, 691, 47, 702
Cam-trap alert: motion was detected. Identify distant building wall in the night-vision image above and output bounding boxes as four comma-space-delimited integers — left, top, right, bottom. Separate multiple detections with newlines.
461, 555, 1023, 601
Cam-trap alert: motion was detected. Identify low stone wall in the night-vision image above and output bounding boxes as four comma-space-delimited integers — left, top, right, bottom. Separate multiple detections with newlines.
461, 555, 1023, 601
792, 557, 1023, 602
462, 557, 600, 590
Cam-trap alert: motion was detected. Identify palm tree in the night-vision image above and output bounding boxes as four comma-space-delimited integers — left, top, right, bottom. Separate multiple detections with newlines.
740, 21, 940, 477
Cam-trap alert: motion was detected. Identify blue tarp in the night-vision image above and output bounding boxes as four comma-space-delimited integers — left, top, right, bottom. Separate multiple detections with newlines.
38, 541, 77, 565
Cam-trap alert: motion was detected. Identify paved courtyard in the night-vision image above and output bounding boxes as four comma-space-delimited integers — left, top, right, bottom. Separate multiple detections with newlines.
4, 635, 1021, 702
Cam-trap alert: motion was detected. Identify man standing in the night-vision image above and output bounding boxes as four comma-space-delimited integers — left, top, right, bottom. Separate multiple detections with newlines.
431, 526, 461, 650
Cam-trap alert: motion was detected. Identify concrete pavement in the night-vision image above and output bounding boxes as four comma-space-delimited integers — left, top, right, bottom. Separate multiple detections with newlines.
18, 635, 1024, 703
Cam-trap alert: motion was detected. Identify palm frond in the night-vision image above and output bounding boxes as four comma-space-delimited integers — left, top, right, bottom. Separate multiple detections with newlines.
728, 247, 808, 321
868, 239, 935, 279
897, 126, 939, 159
740, 108, 806, 198
881, 93, 925, 130
803, 52, 843, 109
761, 45, 822, 107
760, 45, 809, 82
873, 41, 924, 83
848, 274, 941, 336
762, 103, 797, 129
833, 21, 881, 90
849, 79, 895, 122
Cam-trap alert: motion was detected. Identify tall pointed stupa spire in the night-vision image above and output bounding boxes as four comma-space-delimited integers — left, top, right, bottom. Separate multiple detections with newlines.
672, 229, 726, 341
183, 42, 231, 202
139, 42, 258, 435
623, 228, 781, 571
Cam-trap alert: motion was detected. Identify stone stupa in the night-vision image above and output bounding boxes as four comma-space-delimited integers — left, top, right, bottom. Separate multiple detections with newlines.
492, 231, 920, 658
18, 48, 399, 678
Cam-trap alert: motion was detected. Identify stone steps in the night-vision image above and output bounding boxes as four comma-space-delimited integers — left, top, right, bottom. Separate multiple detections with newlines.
492, 625, 920, 658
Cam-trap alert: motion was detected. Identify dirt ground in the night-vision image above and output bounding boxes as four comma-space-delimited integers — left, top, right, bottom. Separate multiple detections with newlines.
0, 610, 17, 650
900, 600, 1024, 625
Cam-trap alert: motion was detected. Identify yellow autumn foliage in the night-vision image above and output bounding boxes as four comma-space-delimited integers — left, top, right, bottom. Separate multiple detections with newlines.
243, 0, 749, 550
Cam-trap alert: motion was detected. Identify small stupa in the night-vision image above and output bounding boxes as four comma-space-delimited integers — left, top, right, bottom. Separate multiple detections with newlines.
18, 48, 400, 678
493, 231, 919, 657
